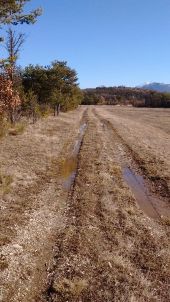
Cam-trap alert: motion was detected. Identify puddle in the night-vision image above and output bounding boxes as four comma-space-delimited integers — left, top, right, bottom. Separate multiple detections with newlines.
61, 157, 77, 190
99, 118, 170, 221
123, 167, 170, 220
61, 123, 87, 191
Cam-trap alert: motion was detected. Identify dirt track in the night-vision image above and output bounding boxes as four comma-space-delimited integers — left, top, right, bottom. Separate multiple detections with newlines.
0, 106, 170, 302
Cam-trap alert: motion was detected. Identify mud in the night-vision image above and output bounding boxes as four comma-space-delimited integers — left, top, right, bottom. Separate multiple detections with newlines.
0, 107, 87, 302
95, 106, 170, 196
94, 109, 170, 222
42, 107, 170, 302
123, 167, 161, 219
1, 106, 170, 302
62, 123, 87, 191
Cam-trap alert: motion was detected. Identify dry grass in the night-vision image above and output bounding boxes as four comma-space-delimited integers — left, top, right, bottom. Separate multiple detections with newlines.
0, 115, 27, 138
43, 112, 170, 302
162, 217, 170, 226
1, 106, 170, 302
53, 277, 88, 298
8, 122, 26, 136
0, 115, 9, 138
0, 254, 8, 271
96, 106, 170, 195
0, 107, 86, 302
0, 173, 13, 196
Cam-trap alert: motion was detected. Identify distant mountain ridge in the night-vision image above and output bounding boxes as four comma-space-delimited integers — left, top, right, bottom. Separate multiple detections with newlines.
139, 82, 170, 93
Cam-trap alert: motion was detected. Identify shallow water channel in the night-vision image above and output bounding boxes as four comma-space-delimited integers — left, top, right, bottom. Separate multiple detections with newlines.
123, 166, 170, 220
61, 123, 87, 191
60, 118, 169, 221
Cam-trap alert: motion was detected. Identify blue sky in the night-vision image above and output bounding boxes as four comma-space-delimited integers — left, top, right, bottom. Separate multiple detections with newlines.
1, 0, 170, 88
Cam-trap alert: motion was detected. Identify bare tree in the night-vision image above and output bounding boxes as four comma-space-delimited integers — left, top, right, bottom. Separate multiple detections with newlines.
5, 27, 25, 82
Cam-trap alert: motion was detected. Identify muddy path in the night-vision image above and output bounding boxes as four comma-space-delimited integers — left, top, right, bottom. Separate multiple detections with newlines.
94, 106, 170, 198
41, 107, 170, 302
1, 106, 170, 302
92, 108, 170, 222
0, 107, 88, 302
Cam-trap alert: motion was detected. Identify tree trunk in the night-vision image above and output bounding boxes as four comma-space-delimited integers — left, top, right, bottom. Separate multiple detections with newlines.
9, 108, 16, 124
32, 109, 36, 124
57, 103, 60, 116
54, 105, 56, 116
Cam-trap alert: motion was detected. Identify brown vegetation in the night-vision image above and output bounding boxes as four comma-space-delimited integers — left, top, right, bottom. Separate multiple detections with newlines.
82, 86, 170, 107
0, 106, 170, 302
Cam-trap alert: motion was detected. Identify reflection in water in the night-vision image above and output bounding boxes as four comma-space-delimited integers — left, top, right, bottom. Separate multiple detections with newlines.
61, 123, 87, 191
61, 157, 77, 190
123, 167, 170, 220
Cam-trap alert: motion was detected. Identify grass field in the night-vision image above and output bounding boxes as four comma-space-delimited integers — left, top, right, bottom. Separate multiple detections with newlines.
0, 106, 170, 302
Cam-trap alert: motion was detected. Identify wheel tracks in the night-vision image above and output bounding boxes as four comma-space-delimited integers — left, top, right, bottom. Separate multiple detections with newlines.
40, 107, 170, 302
42, 109, 122, 301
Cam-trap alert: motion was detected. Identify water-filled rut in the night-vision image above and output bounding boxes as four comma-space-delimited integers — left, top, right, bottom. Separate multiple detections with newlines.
2, 107, 169, 302
61, 123, 87, 191
93, 108, 170, 222
123, 166, 161, 219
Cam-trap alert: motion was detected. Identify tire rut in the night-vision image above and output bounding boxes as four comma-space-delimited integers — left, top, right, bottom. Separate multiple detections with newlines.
42, 109, 120, 302
41, 107, 170, 302
93, 107, 170, 223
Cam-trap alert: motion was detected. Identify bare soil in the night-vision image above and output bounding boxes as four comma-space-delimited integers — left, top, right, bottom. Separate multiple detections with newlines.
95, 106, 170, 196
0, 106, 170, 302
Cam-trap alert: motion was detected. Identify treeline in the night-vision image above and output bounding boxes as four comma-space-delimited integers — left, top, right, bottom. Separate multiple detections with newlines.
0, 1, 82, 126
0, 61, 82, 124
21, 61, 82, 117
82, 86, 170, 108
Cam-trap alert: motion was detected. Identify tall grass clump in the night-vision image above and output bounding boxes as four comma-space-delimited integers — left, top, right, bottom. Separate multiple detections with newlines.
0, 114, 9, 138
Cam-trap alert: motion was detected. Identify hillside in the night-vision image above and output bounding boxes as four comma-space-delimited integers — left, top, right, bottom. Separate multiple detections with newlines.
82, 86, 170, 107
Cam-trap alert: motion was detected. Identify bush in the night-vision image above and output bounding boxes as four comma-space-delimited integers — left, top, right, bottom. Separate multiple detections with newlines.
39, 104, 52, 117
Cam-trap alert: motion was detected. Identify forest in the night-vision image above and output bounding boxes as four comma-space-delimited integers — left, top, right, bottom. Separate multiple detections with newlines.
82, 86, 170, 107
